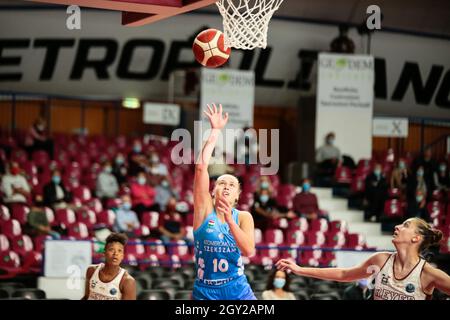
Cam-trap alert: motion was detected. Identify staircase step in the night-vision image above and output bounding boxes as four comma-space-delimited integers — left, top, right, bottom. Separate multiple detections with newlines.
319, 198, 348, 212
347, 222, 382, 236
311, 187, 333, 200
328, 210, 364, 223
366, 235, 395, 251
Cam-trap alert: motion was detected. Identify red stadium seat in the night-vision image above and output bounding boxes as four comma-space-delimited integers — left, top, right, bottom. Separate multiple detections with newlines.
10, 235, 34, 257
1, 219, 22, 238
254, 228, 263, 244
388, 188, 401, 199
76, 209, 97, 228
125, 238, 146, 260
96, 210, 116, 229
106, 198, 122, 209
305, 231, 326, 248
309, 218, 329, 232
346, 233, 366, 250
145, 239, 167, 258
258, 242, 280, 260
0, 250, 21, 271
264, 229, 284, 244
0, 205, 11, 226
329, 220, 348, 233
33, 235, 52, 253
301, 250, 322, 267
350, 175, 366, 193
22, 251, 43, 272
72, 185, 92, 203
141, 211, 160, 231
326, 231, 346, 249
383, 199, 405, 218
0, 234, 10, 252
269, 217, 289, 230
285, 230, 306, 245
10, 204, 30, 225
67, 222, 90, 239
287, 217, 309, 232
55, 208, 76, 228
334, 166, 353, 184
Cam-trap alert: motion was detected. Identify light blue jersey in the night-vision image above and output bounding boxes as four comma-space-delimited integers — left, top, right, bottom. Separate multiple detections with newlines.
193, 208, 256, 300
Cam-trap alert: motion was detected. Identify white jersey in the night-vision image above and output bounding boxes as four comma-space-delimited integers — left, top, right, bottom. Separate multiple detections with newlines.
374, 253, 430, 300
87, 263, 126, 300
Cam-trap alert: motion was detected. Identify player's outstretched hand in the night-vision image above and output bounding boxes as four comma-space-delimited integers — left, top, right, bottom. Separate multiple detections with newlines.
203, 103, 228, 130
276, 259, 302, 275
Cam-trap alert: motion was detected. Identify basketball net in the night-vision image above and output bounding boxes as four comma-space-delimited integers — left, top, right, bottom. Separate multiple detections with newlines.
216, 0, 284, 50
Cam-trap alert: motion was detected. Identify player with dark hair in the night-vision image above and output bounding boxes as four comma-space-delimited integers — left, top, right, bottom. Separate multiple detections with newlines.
277, 218, 450, 300
82, 233, 136, 300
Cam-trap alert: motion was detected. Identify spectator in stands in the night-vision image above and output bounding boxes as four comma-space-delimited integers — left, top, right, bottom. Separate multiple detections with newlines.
96, 160, 119, 200
128, 140, 147, 176
1, 161, 31, 205
158, 198, 188, 244
146, 150, 168, 177
208, 150, 234, 180
407, 166, 428, 203
114, 195, 140, 237
390, 158, 409, 194
26, 195, 61, 239
262, 269, 295, 300
343, 279, 371, 300
315, 132, 341, 186
255, 175, 274, 195
406, 190, 430, 221
364, 163, 388, 222
43, 169, 71, 209
412, 147, 438, 193
25, 117, 54, 158
130, 171, 159, 215
385, 148, 395, 163
434, 162, 449, 192
251, 189, 292, 231
293, 179, 327, 221
112, 153, 128, 186
155, 175, 178, 212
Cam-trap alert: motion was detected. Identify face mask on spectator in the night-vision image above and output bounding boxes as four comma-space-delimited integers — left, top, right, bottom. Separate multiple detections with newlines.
37, 124, 45, 131
273, 278, 286, 289
137, 176, 146, 185
374, 169, 381, 177
398, 162, 406, 169
439, 165, 446, 172
133, 145, 142, 153
259, 195, 269, 203
327, 138, 334, 145
260, 181, 269, 190
122, 202, 132, 211
104, 166, 112, 173
416, 195, 423, 203
151, 155, 159, 163
417, 170, 424, 177
10, 167, 20, 175
302, 182, 311, 192
115, 157, 124, 165
52, 175, 61, 184
161, 180, 169, 188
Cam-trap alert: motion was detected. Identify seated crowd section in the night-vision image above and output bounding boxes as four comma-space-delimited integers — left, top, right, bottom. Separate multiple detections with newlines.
0, 129, 449, 299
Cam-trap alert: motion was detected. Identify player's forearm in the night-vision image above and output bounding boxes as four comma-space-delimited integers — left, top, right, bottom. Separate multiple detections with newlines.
228, 221, 255, 257
294, 267, 350, 282
196, 129, 220, 169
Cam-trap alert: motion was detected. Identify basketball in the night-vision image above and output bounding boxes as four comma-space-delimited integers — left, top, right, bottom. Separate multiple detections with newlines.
192, 28, 231, 68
